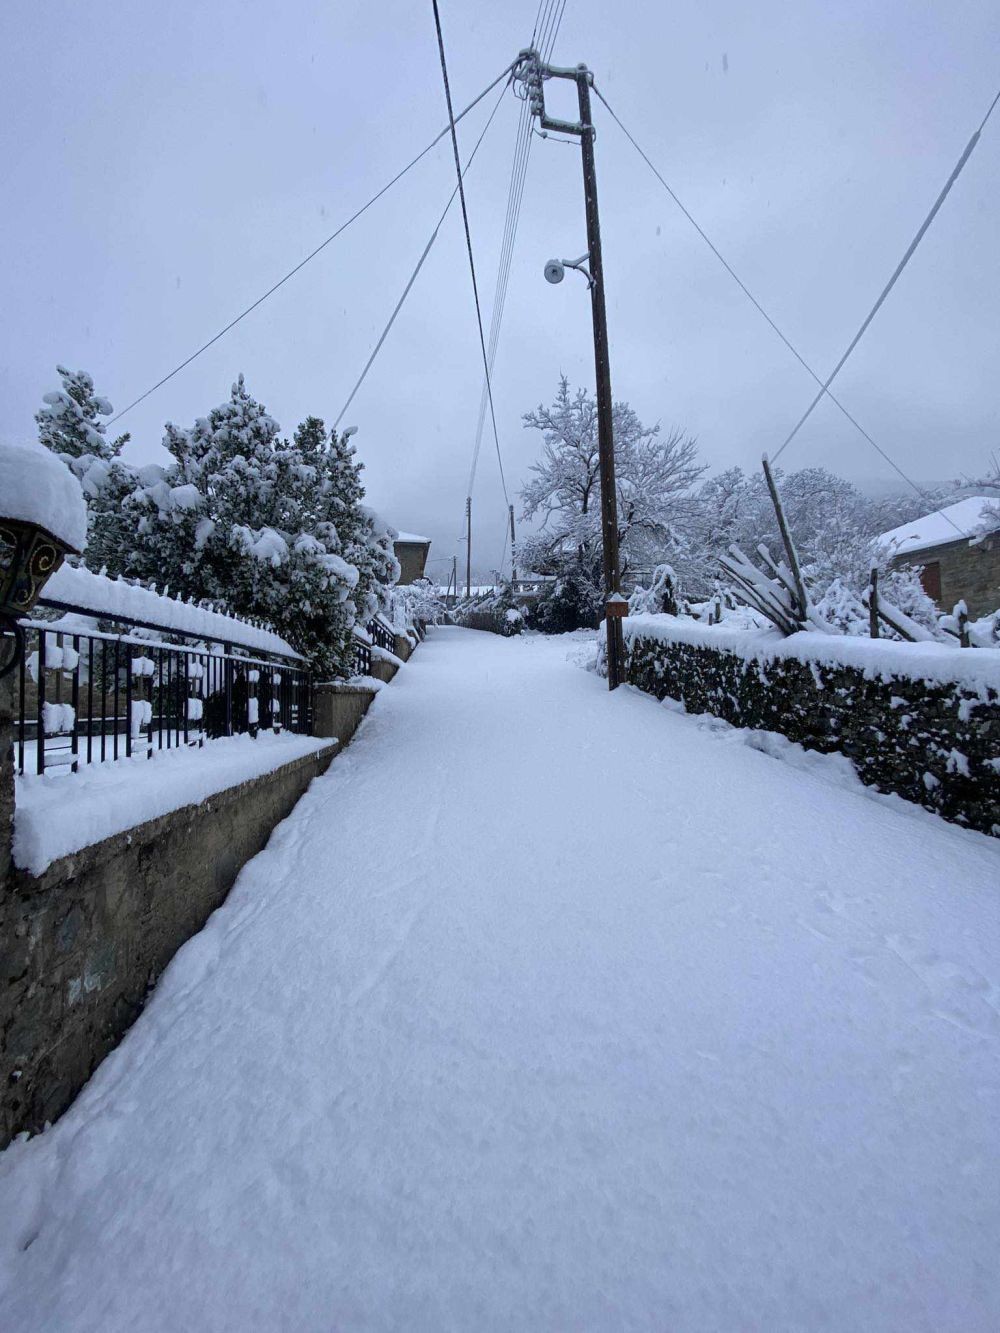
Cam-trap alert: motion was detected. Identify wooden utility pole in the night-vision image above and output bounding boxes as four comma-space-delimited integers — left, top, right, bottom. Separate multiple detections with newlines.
576, 66, 625, 689
523, 53, 625, 687
465, 495, 472, 600
509, 504, 517, 584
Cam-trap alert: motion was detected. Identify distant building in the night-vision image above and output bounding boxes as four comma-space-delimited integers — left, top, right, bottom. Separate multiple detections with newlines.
879, 496, 1000, 616
393, 532, 431, 585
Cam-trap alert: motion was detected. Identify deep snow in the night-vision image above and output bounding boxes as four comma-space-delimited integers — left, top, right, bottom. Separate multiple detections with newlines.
1, 627, 998, 1331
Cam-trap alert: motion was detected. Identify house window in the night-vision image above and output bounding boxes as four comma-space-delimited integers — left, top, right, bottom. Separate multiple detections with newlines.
919, 560, 941, 601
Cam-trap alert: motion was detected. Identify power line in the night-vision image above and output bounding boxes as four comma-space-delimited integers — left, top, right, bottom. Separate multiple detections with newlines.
107, 60, 516, 426
431, 0, 510, 506
591, 81, 981, 534
540, 0, 568, 59
772, 83, 1000, 462
467, 97, 533, 496
334, 79, 510, 429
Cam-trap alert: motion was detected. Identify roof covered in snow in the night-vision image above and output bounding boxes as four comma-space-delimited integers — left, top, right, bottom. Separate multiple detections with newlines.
878, 496, 999, 556
393, 531, 431, 546
0, 441, 87, 551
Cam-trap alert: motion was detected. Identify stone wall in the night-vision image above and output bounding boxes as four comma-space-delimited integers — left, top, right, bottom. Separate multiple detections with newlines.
626, 630, 1000, 835
892, 533, 1000, 618
1, 743, 335, 1147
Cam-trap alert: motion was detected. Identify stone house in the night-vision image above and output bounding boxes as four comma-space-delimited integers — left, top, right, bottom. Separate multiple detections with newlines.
880, 496, 1000, 617
392, 531, 431, 585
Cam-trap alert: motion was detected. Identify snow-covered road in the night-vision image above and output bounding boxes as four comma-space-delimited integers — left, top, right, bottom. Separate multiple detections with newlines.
2, 627, 998, 1331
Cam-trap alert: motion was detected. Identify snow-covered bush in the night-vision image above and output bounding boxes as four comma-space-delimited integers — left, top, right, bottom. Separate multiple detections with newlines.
628, 564, 679, 617
524, 569, 601, 634
386, 578, 444, 635
452, 584, 524, 637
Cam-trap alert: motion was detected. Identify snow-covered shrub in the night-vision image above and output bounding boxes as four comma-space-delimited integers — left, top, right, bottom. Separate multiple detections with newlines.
524, 569, 601, 634
386, 578, 444, 635
452, 584, 524, 637
628, 564, 679, 617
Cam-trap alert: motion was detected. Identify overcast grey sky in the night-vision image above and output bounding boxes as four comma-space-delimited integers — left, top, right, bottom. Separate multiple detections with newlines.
2, 0, 998, 578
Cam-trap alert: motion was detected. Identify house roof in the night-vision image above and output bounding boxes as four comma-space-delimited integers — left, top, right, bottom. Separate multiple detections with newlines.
394, 531, 431, 546
877, 496, 999, 557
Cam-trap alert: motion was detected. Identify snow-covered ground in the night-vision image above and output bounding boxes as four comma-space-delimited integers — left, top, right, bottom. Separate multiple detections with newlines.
1, 627, 998, 1331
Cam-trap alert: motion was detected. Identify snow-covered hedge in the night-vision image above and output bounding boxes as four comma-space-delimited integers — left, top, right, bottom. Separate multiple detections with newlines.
624, 615, 1000, 834
452, 586, 524, 637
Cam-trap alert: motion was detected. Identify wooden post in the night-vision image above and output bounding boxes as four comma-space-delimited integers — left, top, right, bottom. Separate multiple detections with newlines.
868, 566, 880, 638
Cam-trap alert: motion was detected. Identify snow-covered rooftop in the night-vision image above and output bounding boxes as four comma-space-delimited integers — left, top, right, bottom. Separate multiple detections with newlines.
0, 441, 87, 551
393, 531, 431, 545
878, 496, 999, 556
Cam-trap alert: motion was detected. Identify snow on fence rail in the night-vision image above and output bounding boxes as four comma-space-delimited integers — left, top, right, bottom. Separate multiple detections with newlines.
43, 563, 302, 659
10, 574, 311, 778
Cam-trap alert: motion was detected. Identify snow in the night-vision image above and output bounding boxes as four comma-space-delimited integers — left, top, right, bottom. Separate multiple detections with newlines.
42, 563, 303, 659
393, 531, 430, 544
1, 628, 999, 1329
0, 441, 87, 551
13, 731, 335, 875
878, 495, 999, 555
625, 612, 1000, 695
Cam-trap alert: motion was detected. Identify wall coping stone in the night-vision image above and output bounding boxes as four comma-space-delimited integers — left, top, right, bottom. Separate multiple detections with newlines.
9, 744, 335, 897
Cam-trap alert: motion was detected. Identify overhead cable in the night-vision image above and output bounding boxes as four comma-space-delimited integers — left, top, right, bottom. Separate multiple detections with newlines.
334, 79, 510, 428
431, 0, 510, 505
772, 82, 1000, 461
592, 81, 988, 533
108, 60, 517, 425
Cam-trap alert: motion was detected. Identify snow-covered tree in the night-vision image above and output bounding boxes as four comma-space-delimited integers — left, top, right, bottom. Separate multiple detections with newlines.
519, 377, 704, 602
292, 416, 399, 629
90, 377, 387, 675
35, 365, 133, 558
35, 365, 129, 463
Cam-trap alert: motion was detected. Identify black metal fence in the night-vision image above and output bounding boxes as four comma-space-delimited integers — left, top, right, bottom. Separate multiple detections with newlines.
352, 637, 372, 676
367, 616, 396, 654
12, 610, 311, 777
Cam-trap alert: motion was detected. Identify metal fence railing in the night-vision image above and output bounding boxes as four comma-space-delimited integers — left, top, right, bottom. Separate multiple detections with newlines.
352, 637, 372, 676
12, 611, 311, 778
367, 616, 396, 654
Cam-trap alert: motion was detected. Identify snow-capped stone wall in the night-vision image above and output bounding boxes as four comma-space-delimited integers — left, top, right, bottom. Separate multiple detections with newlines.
1, 736, 336, 1148
624, 617, 1000, 835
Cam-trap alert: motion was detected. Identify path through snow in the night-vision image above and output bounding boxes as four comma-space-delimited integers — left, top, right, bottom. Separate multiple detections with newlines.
1, 627, 998, 1330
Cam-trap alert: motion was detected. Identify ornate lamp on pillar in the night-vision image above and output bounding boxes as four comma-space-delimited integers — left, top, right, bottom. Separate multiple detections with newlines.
0, 518, 78, 679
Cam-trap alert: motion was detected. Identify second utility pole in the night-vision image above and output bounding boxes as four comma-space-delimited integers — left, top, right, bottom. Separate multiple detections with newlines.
465, 495, 472, 600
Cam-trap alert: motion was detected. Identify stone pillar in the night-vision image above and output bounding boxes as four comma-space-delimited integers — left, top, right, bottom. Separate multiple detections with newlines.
368, 657, 398, 685
393, 633, 413, 662
312, 681, 379, 749
0, 673, 14, 887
